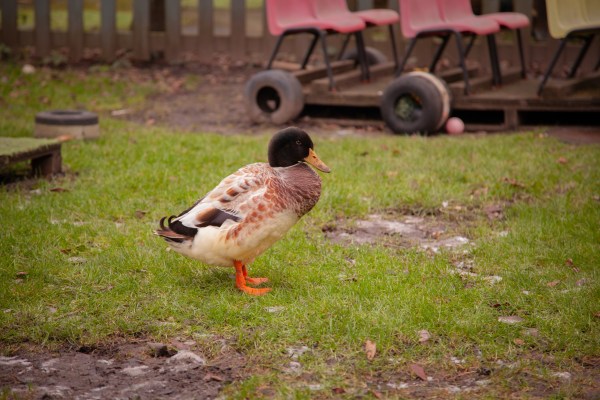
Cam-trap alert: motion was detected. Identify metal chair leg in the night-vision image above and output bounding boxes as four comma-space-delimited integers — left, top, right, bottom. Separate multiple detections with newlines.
300, 33, 320, 69
464, 34, 477, 58
396, 38, 418, 77
318, 31, 336, 91
487, 34, 502, 86
429, 34, 450, 73
388, 24, 399, 69
267, 34, 286, 69
538, 38, 567, 95
453, 31, 471, 94
337, 34, 352, 61
354, 31, 370, 81
568, 34, 594, 78
516, 29, 526, 78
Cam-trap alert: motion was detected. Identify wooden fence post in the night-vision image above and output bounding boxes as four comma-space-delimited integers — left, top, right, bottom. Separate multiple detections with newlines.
0, 0, 18, 48
68, 0, 84, 62
34, 0, 50, 59
198, 0, 214, 62
165, 1, 181, 62
231, 0, 246, 59
101, 0, 117, 62
133, 0, 150, 60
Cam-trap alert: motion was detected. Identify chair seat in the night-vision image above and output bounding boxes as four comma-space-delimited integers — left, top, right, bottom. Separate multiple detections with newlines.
483, 12, 530, 29
440, 16, 500, 35
353, 9, 400, 26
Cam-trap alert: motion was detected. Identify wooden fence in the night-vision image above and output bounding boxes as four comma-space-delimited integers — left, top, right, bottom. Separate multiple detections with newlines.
0, 0, 598, 75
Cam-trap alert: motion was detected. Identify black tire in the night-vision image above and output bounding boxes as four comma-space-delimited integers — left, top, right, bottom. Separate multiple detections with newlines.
341, 46, 388, 66
244, 70, 304, 125
35, 110, 98, 126
380, 72, 451, 134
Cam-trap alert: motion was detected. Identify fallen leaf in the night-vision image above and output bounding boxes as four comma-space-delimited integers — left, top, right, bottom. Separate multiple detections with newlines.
134, 210, 147, 219
594, 312, 600, 319
501, 177, 526, 188
565, 258, 580, 273
418, 330, 431, 344
15, 271, 28, 278
370, 389, 383, 399
557, 157, 568, 164
365, 340, 376, 361
50, 187, 69, 193
332, 387, 346, 394
203, 373, 224, 382
409, 363, 428, 381
547, 280, 560, 287
513, 338, 525, 346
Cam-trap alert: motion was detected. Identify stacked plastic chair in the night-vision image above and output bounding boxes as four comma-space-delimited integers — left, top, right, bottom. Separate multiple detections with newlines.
318, 0, 400, 73
538, 0, 600, 95
438, 0, 529, 84
397, 0, 500, 94
265, 0, 366, 90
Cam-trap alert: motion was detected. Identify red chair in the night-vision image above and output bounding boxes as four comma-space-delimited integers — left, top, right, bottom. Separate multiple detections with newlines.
439, 0, 530, 81
265, 0, 366, 90
397, 0, 500, 93
314, 0, 400, 71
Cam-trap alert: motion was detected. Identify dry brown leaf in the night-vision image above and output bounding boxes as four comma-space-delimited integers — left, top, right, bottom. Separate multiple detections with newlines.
365, 340, 376, 361
332, 387, 346, 394
134, 210, 147, 219
565, 258, 580, 273
50, 187, 69, 193
547, 280, 560, 287
557, 157, 568, 164
410, 363, 428, 381
502, 177, 526, 188
513, 338, 525, 346
594, 312, 600, 319
418, 330, 431, 344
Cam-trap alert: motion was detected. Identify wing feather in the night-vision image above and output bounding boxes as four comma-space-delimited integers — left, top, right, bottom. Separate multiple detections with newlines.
175, 163, 271, 230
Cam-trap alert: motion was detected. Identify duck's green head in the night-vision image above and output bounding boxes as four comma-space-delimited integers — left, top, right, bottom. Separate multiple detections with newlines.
268, 127, 330, 173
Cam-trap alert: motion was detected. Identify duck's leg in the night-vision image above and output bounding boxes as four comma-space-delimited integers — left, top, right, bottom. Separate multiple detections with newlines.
242, 264, 269, 285
233, 260, 271, 295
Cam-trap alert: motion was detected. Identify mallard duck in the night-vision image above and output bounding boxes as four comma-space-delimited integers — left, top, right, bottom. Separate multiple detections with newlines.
155, 127, 330, 295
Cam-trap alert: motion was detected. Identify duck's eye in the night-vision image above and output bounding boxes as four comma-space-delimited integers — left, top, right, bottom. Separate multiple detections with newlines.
296, 140, 302, 146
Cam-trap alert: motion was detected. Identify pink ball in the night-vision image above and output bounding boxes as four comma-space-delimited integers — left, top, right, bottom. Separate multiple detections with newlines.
445, 117, 465, 135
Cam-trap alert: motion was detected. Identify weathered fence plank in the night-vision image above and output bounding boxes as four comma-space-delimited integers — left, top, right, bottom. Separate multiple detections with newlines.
34, 0, 51, 58
231, 0, 246, 59
198, 0, 214, 62
0, 0, 18, 47
68, 0, 84, 61
133, 0, 150, 60
165, 0, 181, 62
101, 0, 117, 62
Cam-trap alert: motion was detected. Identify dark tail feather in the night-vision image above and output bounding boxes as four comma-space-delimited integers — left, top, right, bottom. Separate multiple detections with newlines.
154, 216, 195, 243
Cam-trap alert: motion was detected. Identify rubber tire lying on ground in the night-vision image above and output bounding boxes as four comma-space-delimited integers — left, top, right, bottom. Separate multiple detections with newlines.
244, 70, 304, 125
380, 71, 451, 135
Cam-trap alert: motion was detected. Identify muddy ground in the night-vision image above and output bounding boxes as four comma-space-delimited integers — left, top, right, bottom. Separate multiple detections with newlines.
2, 60, 599, 399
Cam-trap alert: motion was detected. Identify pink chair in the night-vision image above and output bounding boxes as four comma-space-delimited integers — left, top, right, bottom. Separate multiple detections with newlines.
314, 0, 400, 70
265, 0, 366, 90
439, 0, 530, 81
397, 0, 500, 93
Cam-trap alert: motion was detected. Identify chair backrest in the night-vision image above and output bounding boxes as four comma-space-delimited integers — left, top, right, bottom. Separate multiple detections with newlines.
265, 0, 317, 36
399, 0, 446, 38
311, 0, 352, 18
545, 0, 587, 38
584, 0, 600, 26
437, 0, 476, 22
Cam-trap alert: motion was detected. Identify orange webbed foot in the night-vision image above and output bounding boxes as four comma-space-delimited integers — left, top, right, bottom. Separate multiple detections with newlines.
234, 261, 272, 295
245, 277, 269, 286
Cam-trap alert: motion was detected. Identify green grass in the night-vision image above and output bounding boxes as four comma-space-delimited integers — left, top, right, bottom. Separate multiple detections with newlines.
0, 62, 599, 397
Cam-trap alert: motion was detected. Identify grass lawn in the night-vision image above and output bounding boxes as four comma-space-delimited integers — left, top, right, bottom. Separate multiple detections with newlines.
0, 62, 599, 398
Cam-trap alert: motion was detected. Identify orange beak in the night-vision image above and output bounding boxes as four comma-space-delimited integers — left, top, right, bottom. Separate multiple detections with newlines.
304, 148, 331, 173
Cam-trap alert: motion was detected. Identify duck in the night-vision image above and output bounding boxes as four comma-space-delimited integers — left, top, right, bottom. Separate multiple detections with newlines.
154, 127, 330, 295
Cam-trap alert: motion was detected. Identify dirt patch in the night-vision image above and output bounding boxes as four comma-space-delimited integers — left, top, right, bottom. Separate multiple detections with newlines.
323, 213, 471, 253
0, 340, 246, 399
